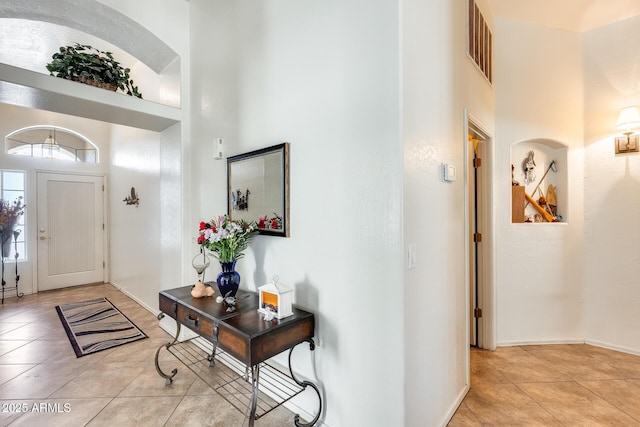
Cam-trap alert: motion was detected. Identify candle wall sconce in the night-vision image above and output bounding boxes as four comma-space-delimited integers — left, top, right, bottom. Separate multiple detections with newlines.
615, 106, 640, 154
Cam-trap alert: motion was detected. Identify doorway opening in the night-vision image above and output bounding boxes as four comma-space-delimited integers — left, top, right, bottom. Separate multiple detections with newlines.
465, 114, 494, 350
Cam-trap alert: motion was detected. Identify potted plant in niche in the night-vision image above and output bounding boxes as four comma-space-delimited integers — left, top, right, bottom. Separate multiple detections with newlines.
46, 43, 143, 98
197, 215, 257, 297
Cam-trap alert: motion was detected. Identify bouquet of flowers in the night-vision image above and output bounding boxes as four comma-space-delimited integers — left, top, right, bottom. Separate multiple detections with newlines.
198, 215, 257, 263
0, 197, 25, 235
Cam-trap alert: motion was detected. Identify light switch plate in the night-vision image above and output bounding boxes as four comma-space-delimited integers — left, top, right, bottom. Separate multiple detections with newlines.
442, 163, 457, 182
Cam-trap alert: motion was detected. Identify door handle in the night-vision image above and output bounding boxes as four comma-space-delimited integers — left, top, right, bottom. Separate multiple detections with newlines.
39, 236, 48, 240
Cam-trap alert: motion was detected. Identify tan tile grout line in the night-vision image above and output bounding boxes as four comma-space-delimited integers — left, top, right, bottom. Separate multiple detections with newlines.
498, 346, 567, 426
522, 345, 640, 425
575, 379, 640, 425
461, 345, 640, 426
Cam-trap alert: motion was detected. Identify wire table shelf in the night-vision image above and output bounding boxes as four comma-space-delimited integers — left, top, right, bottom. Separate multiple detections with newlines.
164, 338, 309, 423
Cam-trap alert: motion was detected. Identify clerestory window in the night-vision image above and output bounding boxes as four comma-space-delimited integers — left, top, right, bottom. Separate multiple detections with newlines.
5, 126, 98, 163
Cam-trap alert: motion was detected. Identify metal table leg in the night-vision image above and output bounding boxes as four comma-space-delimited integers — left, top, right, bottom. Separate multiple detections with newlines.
154, 313, 181, 385
248, 364, 261, 427
289, 339, 322, 427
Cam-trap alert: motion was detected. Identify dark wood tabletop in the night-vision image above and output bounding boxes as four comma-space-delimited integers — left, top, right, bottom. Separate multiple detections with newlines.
159, 285, 314, 366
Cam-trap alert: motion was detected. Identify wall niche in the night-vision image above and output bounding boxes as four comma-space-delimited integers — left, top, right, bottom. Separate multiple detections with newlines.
511, 139, 568, 223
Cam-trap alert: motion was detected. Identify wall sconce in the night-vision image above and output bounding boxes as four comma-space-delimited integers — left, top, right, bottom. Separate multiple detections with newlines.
615, 106, 640, 154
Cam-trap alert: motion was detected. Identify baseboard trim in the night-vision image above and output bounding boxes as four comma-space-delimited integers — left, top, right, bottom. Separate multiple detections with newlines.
109, 281, 160, 316
585, 339, 640, 357
496, 338, 640, 357
440, 384, 470, 427
496, 338, 585, 347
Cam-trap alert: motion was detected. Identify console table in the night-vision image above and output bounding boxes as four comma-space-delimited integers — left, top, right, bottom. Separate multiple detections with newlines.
155, 285, 322, 426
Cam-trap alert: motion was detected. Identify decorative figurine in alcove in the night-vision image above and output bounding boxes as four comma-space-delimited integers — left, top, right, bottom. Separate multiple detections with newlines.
511, 164, 520, 186
522, 150, 536, 184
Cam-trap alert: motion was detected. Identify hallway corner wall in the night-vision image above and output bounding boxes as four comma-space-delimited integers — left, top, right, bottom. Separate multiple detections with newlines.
583, 16, 640, 355
493, 17, 585, 345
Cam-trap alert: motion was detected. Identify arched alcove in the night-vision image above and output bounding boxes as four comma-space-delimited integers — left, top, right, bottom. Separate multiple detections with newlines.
0, 0, 177, 74
511, 138, 569, 223
0, 0, 181, 108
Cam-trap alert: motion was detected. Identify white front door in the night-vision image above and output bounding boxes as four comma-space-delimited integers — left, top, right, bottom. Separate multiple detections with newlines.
37, 173, 105, 291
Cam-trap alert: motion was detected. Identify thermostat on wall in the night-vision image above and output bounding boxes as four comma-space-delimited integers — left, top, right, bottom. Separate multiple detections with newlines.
214, 137, 224, 160
442, 163, 456, 183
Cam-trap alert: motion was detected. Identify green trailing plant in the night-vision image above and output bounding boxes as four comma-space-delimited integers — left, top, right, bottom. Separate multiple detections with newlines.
46, 43, 143, 98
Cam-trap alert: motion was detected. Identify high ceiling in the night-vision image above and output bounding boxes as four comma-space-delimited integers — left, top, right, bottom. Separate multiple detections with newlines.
488, 0, 640, 32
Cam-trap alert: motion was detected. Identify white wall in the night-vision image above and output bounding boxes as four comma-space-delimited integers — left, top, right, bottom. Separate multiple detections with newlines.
108, 122, 181, 308
109, 126, 158, 306
583, 16, 640, 354
190, 1, 404, 425
97, 0, 189, 311
403, 0, 495, 425
96, 0, 188, 108
494, 18, 585, 345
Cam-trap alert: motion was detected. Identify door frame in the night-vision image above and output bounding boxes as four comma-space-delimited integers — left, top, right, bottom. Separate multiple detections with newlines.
32, 170, 109, 292
463, 110, 496, 352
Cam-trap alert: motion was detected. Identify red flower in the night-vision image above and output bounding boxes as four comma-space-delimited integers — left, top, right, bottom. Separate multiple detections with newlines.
199, 221, 207, 231
258, 219, 266, 228
197, 234, 205, 244
271, 219, 278, 228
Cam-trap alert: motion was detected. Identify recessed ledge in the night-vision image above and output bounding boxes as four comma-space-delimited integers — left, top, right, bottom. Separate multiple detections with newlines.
0, 63, 181, 132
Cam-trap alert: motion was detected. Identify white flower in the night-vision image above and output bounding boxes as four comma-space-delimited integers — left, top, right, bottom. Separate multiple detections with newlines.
204, 228, 216, 242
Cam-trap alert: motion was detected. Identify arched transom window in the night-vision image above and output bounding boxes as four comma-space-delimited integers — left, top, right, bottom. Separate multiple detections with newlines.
5, 126, 98, 163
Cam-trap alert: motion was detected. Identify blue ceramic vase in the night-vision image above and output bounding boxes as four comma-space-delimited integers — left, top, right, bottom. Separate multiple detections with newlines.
216, 260, 240, 297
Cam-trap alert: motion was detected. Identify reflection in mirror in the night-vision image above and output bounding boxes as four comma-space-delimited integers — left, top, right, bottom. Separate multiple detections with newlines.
227, 143, 289, 237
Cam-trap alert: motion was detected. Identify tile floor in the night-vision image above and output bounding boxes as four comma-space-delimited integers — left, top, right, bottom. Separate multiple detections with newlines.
449, 344, 640, 426
5, 283, 640, 427
0, 283, 296, 427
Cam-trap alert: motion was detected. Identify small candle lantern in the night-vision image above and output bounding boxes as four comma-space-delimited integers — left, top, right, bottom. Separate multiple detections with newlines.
258, 276, 293, 319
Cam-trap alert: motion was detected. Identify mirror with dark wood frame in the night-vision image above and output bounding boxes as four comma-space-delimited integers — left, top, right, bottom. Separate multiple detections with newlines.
227, 143, 289, 237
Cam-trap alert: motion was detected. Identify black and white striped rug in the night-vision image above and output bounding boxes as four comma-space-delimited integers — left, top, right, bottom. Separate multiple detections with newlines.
55, 297, 147, 357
